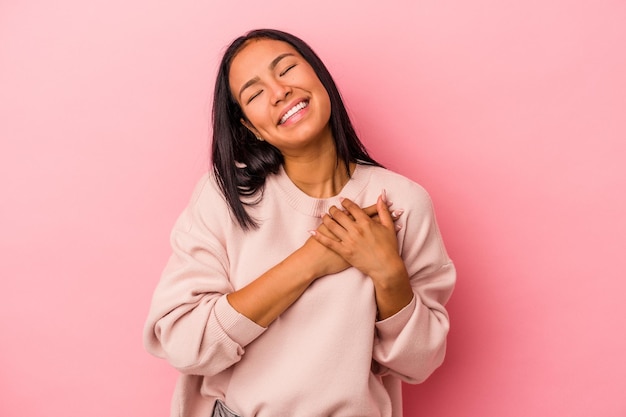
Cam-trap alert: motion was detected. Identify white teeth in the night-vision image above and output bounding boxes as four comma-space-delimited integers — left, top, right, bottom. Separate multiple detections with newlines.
279, 101, 308, 124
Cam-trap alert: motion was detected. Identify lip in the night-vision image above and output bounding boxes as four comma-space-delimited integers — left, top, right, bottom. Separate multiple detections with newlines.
277, 98, 309, 126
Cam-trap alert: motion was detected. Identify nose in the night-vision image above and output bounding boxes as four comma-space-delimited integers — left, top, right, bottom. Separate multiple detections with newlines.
269, 80, 291, 105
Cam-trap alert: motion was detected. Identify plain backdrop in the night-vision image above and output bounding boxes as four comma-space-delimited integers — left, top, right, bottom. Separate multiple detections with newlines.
1, 1, 625, 416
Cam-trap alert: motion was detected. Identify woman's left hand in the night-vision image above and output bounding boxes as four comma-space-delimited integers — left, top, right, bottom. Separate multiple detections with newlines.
319, 193, 399, 276
311, 191, 414, 318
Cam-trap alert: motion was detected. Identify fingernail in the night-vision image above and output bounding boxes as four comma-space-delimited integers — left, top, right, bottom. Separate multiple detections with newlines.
381, 189, 388, 204
395, 224, 403, 231
339, 196, 345, 202
391, 209, 405, 218
308, 230, 317, 236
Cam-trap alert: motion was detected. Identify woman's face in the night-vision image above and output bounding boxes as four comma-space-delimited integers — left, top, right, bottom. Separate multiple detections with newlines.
228, 38, 332, 155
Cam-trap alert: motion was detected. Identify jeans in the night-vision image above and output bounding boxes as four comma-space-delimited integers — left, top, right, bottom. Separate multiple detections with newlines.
211, 400, 242, 417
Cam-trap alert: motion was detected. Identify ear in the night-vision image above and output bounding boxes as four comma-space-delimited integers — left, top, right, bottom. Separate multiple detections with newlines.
240, 118, 261, 139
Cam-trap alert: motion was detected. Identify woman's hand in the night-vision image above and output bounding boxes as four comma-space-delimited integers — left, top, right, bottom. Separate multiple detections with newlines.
301, 222, 350, 277
228, 196, 408, 327
310, 191, 413, 319
347, 199, 404, 227
305, 197, 404, 276
314, 192, 402, 279
302, 200, 400, 278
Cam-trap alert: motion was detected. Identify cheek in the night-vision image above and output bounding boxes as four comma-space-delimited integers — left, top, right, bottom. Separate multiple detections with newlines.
242, 107, 266, 129
312, 80, 332, 117
319, 90, 332, 120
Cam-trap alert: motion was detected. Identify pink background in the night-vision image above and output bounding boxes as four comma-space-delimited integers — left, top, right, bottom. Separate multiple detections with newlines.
1, 1, 625, 416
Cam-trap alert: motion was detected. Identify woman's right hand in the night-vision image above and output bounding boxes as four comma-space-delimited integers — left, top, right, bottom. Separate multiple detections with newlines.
302, 223, 351, 277
305, 201, 404, 278
227, 202, 403, 327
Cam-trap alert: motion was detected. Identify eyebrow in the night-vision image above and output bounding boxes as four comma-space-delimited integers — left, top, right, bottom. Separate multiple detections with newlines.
238, 53, 295, 100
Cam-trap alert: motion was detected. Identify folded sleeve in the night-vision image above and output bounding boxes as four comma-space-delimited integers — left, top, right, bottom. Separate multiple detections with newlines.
372, 184, 456, 383
142, 174, 266, 376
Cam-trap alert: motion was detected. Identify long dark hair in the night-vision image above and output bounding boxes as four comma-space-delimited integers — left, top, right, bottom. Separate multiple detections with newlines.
212, 28, 381, 230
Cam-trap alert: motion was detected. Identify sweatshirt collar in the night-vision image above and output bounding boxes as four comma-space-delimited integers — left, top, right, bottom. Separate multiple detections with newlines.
270, 163, 372, 218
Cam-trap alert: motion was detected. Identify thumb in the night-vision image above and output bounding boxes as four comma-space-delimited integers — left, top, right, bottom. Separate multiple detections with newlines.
377, 189, 394, 228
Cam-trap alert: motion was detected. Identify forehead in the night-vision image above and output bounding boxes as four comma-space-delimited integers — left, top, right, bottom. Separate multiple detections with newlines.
229, 39, 301, 85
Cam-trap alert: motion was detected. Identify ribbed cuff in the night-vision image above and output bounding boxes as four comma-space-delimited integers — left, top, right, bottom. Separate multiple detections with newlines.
214, 295, 266, 347
375, 295, 417, 339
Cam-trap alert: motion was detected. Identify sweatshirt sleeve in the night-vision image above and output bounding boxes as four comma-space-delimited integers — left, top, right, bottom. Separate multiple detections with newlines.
142, 174, 266, 376
372, 184, 456, 384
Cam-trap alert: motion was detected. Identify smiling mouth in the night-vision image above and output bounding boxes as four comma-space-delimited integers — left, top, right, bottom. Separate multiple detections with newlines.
278, 100, 309, 125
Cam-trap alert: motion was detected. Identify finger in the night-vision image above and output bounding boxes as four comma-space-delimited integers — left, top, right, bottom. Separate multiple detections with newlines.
363, 200, 392, 218
362, 204, 377, 218
328, 205, 361, 233
340, 198, 371, 223
316, 221, 340, 241
321, 212, 350, 240
340, 200, 400, 224
376, 190, 395, 228
372, 209, 404, 226
308, 228, 342, 253
325, 206, 358, 240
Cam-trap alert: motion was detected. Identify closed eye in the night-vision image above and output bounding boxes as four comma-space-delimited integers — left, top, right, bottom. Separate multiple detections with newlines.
280, 64, 296, 76
247, 90, 262, 104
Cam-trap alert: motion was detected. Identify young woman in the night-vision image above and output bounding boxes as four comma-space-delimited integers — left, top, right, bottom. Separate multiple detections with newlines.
144, 28, 456, 417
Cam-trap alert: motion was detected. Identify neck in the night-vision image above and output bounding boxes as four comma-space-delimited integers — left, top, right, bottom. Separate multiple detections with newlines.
282, 137, 353, 198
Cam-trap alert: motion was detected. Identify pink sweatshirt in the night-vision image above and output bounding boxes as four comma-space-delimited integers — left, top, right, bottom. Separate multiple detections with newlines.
143, 163, 455, 417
